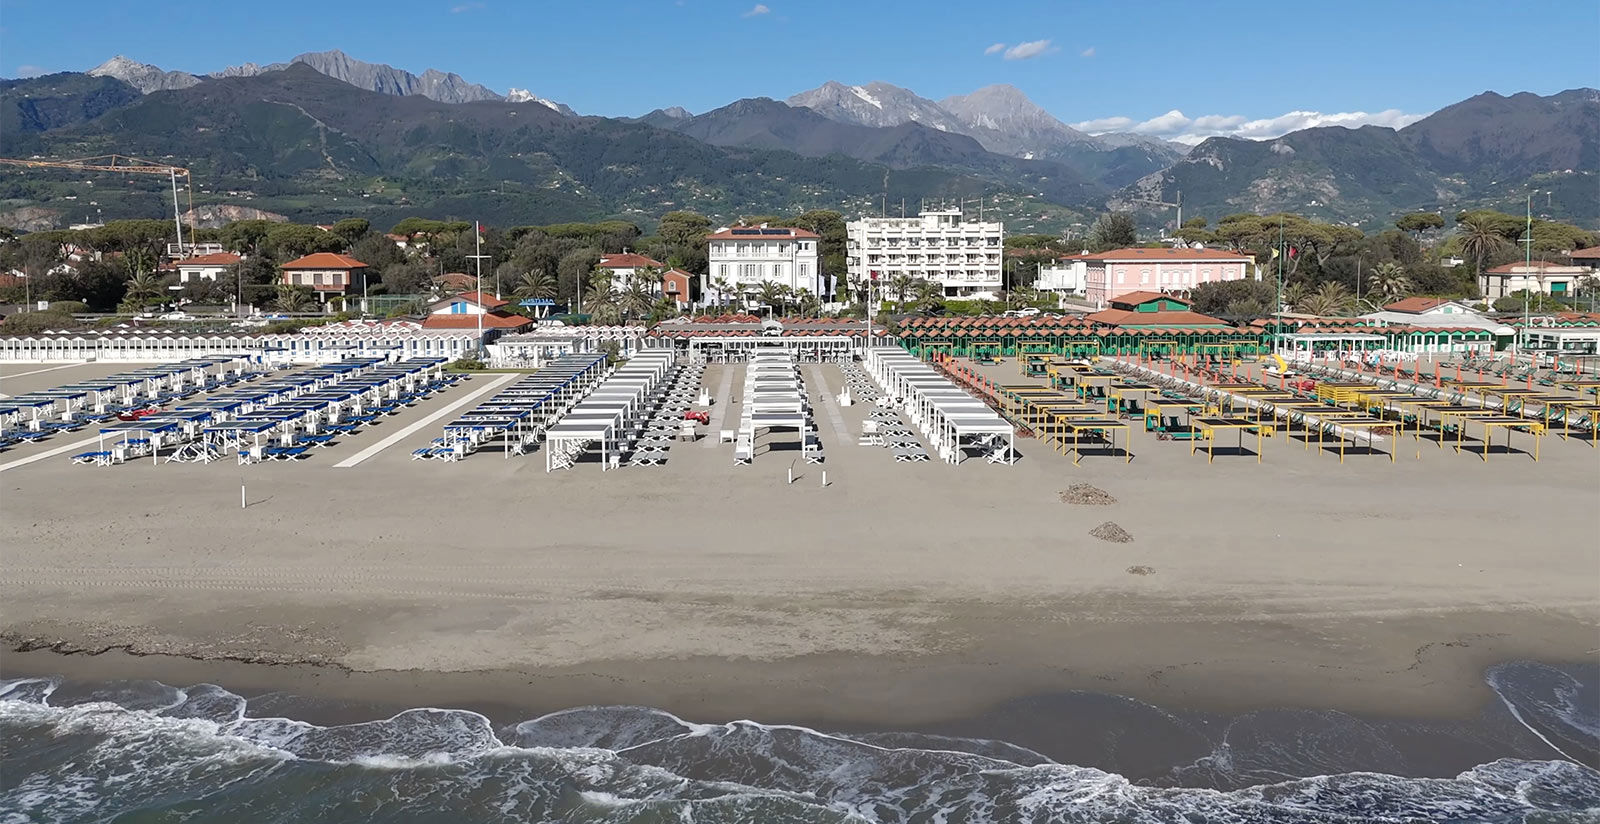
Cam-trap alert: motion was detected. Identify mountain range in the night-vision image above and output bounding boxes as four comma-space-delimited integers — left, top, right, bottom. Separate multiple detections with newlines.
2, 64, 1086, 231
1114, 88, 1600, 224
3, 50, 1596, 233
89, 50, 569, 110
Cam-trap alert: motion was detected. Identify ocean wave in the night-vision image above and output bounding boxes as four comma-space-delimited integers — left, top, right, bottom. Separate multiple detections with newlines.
2, 666, 1597, 823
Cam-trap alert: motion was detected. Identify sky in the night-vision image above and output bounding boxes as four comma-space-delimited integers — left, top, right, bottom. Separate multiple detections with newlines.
2, 0, 1596, 144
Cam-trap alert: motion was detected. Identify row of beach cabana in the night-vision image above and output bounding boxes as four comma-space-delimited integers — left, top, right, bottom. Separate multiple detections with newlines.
545, 350, 678, 471
1, 357, 256, 448
415, 354, 609, 461
72, 357, 452, 466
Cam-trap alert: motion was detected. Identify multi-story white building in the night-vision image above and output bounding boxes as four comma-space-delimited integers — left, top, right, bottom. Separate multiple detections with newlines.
706, 225, 823, 304
846, 209, 1004, 298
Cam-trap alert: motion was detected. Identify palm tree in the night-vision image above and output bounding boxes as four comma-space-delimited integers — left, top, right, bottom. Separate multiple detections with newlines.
272, 284, 316, 313
1457, 213, 1508, 278
1296, 282, 1355, 317
590, 302, 623, 325
793, 287, 819, 319
513, 269, 556, 301
1365, 262, 1413, 304
620, 277, 654, 321
756, 280, 785, 317
123, 270, 163, 305
712, 277, 734, 312
914, 279, 945, 314
888, 274, 915, 307
1282, 281, 1311, 312
123, 247, 155, 279
584, 272, 616, 319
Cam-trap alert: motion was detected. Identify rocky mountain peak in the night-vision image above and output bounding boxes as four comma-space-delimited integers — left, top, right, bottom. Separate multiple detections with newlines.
87, 55, 201, 94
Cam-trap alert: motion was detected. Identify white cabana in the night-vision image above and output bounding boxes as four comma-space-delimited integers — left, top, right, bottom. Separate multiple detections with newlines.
863, 348, 1015, 464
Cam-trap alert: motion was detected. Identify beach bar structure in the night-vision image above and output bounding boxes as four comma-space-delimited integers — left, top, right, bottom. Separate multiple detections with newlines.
863, 348, 1015, 464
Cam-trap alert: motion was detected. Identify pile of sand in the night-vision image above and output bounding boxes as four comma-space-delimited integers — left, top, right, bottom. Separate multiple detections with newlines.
1126, 565, 1155, 576
1060, 484, 1116, 505
1089, 521, 1134, 543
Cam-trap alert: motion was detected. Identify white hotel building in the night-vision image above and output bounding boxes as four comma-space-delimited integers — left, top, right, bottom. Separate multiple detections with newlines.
706, 226, 823, 303
847, 210, 1004, 298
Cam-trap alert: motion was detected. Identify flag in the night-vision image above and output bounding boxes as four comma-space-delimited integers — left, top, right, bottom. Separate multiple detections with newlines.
1288, 246, 1298, 259
1270, 248, 1280, 259
869, 270, 879, 280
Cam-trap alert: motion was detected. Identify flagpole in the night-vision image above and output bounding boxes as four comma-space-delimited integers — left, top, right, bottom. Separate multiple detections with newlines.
1275, 214, 1285, 349
1522, 195, 1532, 357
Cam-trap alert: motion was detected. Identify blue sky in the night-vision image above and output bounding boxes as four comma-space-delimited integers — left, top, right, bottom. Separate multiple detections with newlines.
3, 0, 1595, 142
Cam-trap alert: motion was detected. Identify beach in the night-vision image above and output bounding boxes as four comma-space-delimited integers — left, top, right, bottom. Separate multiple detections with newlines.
3, 359, 1596, 735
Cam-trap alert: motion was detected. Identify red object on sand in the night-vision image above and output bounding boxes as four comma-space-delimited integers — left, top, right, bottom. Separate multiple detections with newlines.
116, 407, 162, 421
683, 410, 709, 424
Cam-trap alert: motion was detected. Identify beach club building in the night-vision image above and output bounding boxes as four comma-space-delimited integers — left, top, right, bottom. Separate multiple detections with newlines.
1083, 247, 1255, 309
707, 225, 823, 305
421, 291, 535, 339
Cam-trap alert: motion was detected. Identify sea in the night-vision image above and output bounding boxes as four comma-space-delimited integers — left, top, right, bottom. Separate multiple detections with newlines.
2, 660, 1596, 823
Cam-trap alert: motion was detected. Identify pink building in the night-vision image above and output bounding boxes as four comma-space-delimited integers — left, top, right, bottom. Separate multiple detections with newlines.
1083, 247, 1255, 309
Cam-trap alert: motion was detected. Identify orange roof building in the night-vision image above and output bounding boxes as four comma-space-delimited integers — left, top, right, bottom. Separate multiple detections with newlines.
279, 253, 368, 293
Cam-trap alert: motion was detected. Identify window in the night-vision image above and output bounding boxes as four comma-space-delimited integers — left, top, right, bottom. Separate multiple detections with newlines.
718, 264, 728, 278
1140, 267, 1150, 285
799, 263, 809, 279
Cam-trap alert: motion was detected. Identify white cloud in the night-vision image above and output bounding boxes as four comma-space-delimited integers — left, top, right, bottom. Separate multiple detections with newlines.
1072, 115, 1134, 133
1003, 39, 1054, 60
1073, 107, 1428, 145
15, 64, 47, 77
1079, 46, 1095, 58
983, 42, 1006, 55
742, 3, 770, 16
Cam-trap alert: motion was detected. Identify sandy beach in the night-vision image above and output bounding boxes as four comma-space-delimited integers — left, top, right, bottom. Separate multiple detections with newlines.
2, 359, 1597, 740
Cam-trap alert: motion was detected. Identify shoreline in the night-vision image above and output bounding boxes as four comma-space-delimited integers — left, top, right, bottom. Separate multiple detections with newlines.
5, 601, 1594, 728
7, 643, 1597, 782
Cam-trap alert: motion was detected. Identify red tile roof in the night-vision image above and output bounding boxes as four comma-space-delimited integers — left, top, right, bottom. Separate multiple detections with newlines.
706, 227, 820, 240
1567, 247, 1600, 260
176, 252, 242, 267
1383, 297, 1450, 313
1086, 247, 1251, 261
281, 252, 368, 270
434, 272, 477, 289
449, 291, 508, 310
598, 253, 664, 269
422, 311, 532, 331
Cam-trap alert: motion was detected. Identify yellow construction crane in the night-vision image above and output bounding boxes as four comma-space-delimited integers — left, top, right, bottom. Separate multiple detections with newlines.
0, 154, 195, 254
